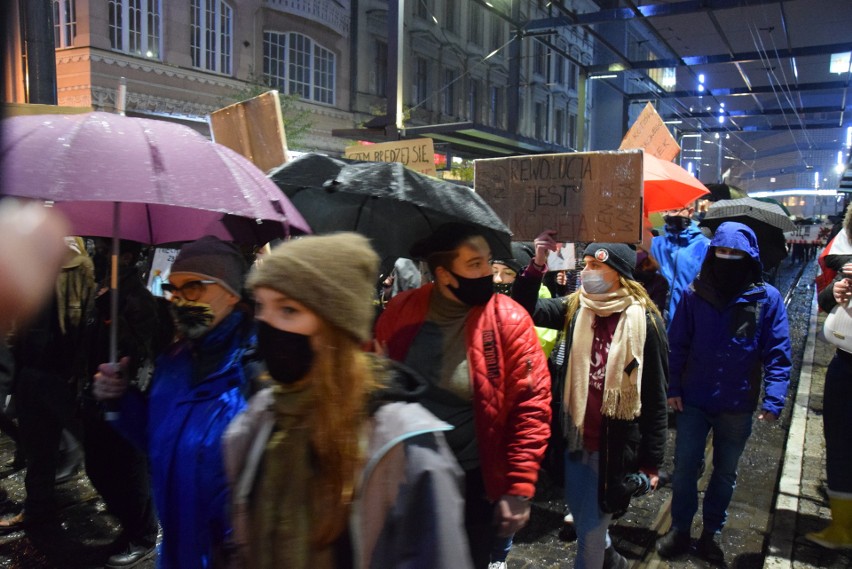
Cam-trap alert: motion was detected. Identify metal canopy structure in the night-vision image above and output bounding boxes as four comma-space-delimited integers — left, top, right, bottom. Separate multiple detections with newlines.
524, 0, 852, 192
526, 0, 852, 135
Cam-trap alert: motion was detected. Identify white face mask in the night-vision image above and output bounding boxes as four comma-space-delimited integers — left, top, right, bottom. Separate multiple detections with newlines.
580, 269, 612, 294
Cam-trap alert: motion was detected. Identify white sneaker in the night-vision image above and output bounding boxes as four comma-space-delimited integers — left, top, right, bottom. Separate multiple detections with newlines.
487, 563, 507, 569
563, 512, 574, 525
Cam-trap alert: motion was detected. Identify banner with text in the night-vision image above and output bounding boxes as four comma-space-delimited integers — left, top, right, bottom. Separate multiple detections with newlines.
344, 138, 437, 177
618, 102, 680, 162
474, 150, 643, 243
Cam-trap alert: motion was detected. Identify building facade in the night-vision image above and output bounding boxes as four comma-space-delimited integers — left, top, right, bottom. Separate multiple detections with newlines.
6, 0, 597, 158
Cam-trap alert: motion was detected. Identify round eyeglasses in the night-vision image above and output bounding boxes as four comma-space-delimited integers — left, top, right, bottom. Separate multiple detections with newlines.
161, 280, 217, 301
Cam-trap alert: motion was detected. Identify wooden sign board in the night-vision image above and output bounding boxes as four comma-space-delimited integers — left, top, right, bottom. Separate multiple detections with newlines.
209, 90, 288, 173
619, 102, 680, 162
345, 138, 437, 177
474, 150, 643, 243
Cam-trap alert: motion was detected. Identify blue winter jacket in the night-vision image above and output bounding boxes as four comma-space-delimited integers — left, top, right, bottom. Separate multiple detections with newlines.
651, 221, 710, 325
667, 222, 791, 416
113, 310, 254, 569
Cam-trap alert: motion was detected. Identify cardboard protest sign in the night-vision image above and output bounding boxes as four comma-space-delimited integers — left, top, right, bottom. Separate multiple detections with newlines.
209, 90, 288, 173
474, 150, 643, 243
345, 138, 437, 177
619, 102, 680, 162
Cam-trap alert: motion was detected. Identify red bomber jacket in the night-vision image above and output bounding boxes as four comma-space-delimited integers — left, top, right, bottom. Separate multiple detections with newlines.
374, 284, 552, 501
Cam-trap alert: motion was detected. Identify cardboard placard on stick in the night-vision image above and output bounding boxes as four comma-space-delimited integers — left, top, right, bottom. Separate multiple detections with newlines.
345, 138, 437, 177
209, 90, 288, 173
474, 150, 643, 243
619, 102, 680, 162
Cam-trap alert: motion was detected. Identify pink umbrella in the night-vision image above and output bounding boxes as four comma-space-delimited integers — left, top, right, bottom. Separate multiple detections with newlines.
0, 112, 310, 243
0, 111, 311, 363
643, 153, 710, 214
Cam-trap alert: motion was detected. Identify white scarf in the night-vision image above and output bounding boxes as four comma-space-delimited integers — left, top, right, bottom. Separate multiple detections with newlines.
564, 287, 647, 446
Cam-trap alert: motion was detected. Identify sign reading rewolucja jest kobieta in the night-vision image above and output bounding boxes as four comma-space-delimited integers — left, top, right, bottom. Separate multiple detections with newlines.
474, 150, 644, 243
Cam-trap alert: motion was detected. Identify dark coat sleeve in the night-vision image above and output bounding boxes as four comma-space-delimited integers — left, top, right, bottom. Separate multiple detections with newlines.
638, 312, 669, 471
511, 269, 568, 330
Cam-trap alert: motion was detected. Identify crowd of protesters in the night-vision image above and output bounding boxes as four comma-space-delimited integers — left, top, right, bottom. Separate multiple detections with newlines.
2, 193, 827, 569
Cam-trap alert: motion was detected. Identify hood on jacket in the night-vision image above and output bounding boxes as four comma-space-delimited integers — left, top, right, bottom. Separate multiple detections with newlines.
367, 357, 429, 415
698, 221, 763, 284
693, 221, 763, 306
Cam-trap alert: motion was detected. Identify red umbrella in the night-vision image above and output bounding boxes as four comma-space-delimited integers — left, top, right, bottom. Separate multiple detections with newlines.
643, 153, 710, 214
0, 111, 311, 363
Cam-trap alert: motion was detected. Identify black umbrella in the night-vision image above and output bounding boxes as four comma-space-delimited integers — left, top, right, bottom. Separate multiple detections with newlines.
699, 197, 795, 269
269, 153, 512, 273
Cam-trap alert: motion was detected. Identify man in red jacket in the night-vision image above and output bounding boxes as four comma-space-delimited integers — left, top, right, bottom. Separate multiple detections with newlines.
374, 223, 551, 569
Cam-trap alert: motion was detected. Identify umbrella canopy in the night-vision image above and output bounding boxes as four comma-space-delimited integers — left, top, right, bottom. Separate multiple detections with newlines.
0, 112, 311, 244
699, 197, 796, 269
0, 111, 311, 365
643, 153, 711, 214
269, 153, 513, 273
701, 197, 796, 233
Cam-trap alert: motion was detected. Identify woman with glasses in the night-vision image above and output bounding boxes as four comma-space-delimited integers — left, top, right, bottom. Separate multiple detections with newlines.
93, 235, 257, 569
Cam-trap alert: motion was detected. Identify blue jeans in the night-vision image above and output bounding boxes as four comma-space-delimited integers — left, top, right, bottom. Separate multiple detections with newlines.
490, 534, 513, 563
564, 450, 612, 569
671, 405, 753, 535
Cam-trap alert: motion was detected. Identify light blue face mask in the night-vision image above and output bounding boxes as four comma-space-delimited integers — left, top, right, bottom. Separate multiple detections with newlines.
580, 269, 613, 294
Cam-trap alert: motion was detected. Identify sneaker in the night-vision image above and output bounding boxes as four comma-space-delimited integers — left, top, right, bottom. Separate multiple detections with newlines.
656, 529, 691, 559
487, 563, 507, 569
696, 531, 725, 565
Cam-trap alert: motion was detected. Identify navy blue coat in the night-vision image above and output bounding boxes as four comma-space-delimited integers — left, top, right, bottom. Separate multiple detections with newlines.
667, 222, 791, 416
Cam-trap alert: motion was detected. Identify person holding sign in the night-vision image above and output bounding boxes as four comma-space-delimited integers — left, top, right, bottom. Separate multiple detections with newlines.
374, 223, 551, 569
651, 206, 709, 326
511, 231, 669, 569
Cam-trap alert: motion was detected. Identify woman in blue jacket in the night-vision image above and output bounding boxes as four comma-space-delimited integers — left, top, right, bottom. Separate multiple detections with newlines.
656, 222, 791, 565
94, 236, 256, 569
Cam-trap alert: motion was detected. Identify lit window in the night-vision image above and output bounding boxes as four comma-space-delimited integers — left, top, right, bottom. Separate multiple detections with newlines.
830, 52, 852, 75
109, 0, 161, 59
262, 32, 336, 105
54, 0, 76, 48
191, 0, 232, 75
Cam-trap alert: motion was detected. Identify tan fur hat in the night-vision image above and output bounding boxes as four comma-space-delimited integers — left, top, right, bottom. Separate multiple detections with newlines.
247, 233, 380, 342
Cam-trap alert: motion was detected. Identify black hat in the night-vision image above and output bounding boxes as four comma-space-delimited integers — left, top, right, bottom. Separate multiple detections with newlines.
170, 235, 247, 296
582, 243, 636, 280
493, 242, 534, 274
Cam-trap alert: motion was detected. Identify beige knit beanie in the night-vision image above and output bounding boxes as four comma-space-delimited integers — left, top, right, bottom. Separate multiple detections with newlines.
247, 233, 380, 342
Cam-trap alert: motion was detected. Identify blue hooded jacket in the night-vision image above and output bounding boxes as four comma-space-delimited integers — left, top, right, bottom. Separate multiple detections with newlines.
667, 222, 791, 416
113, 310, 254, 569
651, 221, 710, 325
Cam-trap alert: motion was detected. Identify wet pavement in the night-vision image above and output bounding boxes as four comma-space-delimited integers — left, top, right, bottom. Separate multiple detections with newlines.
0, 260, 849, 568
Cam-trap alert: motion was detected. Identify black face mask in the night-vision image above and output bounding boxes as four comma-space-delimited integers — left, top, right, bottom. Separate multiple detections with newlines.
256, 321, 314, 384
493, 282, 513, 296
448, 272, 494, 306
663, 215, 691, 233
710, 258, 752, 296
